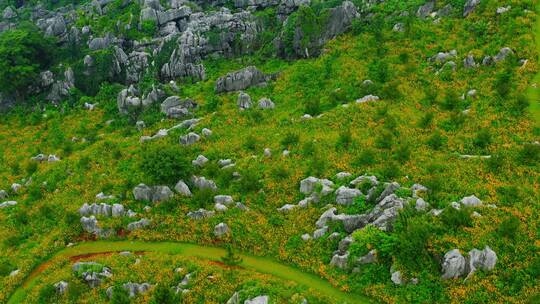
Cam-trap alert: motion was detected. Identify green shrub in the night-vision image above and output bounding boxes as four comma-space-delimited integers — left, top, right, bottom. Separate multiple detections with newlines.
473, 129, 492, 149
349, 225, 387, 258
281, 132, 300, 148
243, 134, 258, 151
191, 188, 215, 209
151, 284, 180, 304
427, 131, 446, 150
486, 153, 505, 172
418, 112, 434, 129
111, 285, 130, 304
440, 207, 472, 230
335, 129, 353, 150
0, 259, 13, 276
304, 98, 321, 116
375, 130, 394, 149
0, 25, 55, 101
391, 212, 435, 271
25, 161, 38, 176
37, 285, 58, 303
393, 142, 411, 162
497, 216, 520, 239
494, 69, 512, 98
140, 144, 193, 185
238, 168, 262, 192
518, 143, 540, 165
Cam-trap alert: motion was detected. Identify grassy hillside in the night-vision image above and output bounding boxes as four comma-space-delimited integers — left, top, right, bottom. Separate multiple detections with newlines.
0, 0, 539, 303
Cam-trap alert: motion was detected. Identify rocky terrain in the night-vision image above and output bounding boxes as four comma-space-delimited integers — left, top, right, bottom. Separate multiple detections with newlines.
0, 0, 539, 303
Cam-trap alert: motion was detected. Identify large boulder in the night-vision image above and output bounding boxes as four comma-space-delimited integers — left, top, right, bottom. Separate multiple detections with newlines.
441, 249, 467, 279
467, 246, 497, 278
335, 186, 362, 205
216, 66, 270, 93
214, 222, 230, 237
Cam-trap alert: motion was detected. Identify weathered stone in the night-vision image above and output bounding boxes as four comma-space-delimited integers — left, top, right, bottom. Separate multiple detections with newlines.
460, 195, 482, 207
192, 155, 209, 167
175, 180, 192, 196
127, 218, 151, 231
441, 249, 467, 279
245, 295, 269, 304
467, 246, 497, 278
258, 97, 275, 109
216, 66, 270, 93
180, 132, 200, 145
335, 186, 362, 205
187, 208, 215, 219
191, 176, 218, 191
463, 0, 480, 17
330, 252, 349, 269
214, 222, 229, 237
54, 281, 68, 294
237, 92, 252, 109
417, 1, 435, 18
214, 195, 234, 205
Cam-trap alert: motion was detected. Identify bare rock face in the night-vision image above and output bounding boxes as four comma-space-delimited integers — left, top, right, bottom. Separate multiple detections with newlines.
276, 1, 358, 58
216, 66, 270, 93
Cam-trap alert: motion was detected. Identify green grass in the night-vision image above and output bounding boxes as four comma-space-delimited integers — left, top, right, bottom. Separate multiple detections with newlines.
8, 241, 370, 304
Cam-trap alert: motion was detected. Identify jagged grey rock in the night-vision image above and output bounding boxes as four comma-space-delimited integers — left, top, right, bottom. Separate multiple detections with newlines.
237, 92, 252, 109
417, 1, 435, 18
216, 66, 270, 93
175, 180, 192, 196
191, 176, 218, 191
441, 249, 467, 279
214, 222, 229, 237
463, 0, 480, 17
192, 155, 209, 167
467, 246, 497, 278
335, 186, 362, 205
180, 132, 200, 145
258, 97, 275, 109
127, 218, 151, 231
54, 281, 68, 294
245, 295, 269, 304
460, 195, 482, 207
330, 252, 349, 269
214, 195, 234, 205
187, 208, 215, 219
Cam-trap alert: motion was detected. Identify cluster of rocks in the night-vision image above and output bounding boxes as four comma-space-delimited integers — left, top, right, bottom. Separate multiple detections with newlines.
174, 271, 194, 294
31, 153, 61, 162
430, 47, 516, 74
236, 91, 275, 110
442, 246, 497, 280
72, 262, 112, 288
133, 183, 174, 203
79, 202, 136, 218
140, 118, 200, 142
227, 292, 269, 304
161, 95, 198, 119
117, 85, 164, 115
215, 66, 274, 93
106, 282, 152, 298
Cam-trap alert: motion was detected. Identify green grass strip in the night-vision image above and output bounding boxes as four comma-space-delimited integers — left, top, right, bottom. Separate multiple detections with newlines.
8, 241, 371, 304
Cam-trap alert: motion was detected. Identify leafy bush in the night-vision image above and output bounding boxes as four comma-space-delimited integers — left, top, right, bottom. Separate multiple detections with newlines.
353, 148, 376, 167
151, 284, 180, 304
418, 112, 434, 128
140, 144, 193, 185
0, 25, 54, 100
0, 259, 13, 276
110, 285, 130, 304
391, 212, 435, 271
335, 129, 353, 150
243, 134, 258, 151
375, 130, 394, 149
440, 207, 472, 230
304, 98, 321, 116
473, 129, 492, 149
497, 216, 520, 239
281, 132, 300, 148
494, 69, 512, 98
427, 131, 446, 150
37, 285, 58, 303
518, 143, 540, 165
238, 168, 262, 192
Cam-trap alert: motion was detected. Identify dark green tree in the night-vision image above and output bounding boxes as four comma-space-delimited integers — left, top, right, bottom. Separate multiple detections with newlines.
221, 244, 242, 266
0, 25, 54, 101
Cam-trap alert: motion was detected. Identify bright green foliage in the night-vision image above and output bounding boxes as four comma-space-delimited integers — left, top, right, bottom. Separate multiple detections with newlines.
140, 144, 193, 185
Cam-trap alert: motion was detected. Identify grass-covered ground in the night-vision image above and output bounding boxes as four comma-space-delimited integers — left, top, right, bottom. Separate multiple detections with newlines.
0, 0, 539, 303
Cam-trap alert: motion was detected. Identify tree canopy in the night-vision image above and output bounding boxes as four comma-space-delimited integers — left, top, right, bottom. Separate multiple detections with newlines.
0, 25, 54, 100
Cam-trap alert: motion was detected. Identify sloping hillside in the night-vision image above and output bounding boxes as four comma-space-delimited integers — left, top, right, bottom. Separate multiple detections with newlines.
0, 0, 539, 303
